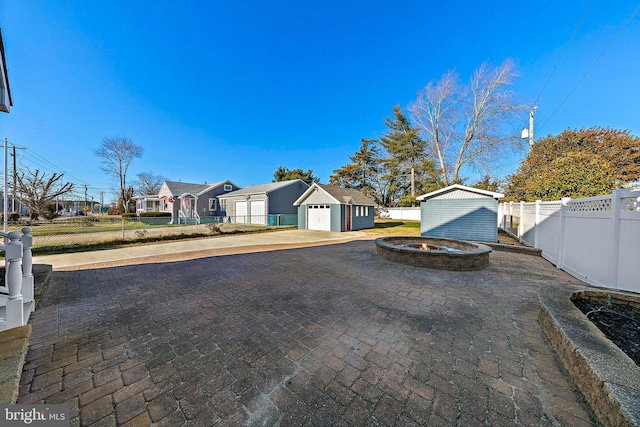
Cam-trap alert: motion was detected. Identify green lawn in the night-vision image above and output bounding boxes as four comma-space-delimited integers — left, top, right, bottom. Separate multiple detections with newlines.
362, 219, 421, 235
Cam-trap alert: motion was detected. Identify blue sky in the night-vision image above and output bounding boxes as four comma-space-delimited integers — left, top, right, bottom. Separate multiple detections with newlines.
0, 1, 638, 202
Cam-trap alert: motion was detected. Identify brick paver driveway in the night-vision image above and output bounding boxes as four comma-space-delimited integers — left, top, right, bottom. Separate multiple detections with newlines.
19, 241, 595, 426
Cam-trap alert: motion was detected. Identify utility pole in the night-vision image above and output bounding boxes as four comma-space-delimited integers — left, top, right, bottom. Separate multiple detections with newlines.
84, 184, 88, 211
3, 138, 7, 232
11, 145, 15, 213
529, 107, 537, 148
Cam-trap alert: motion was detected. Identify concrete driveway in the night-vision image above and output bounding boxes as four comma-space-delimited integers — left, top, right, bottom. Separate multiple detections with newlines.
19, 240, 595, 426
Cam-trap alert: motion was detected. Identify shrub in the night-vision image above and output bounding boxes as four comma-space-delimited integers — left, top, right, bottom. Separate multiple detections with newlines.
122, 213, 137, 218
43, 204, 60, 220
139, 212, 171, 217
135, 230, 149, 239
207, 223, 223, 235
80, 216, 97, 227
0, 211, 21, 222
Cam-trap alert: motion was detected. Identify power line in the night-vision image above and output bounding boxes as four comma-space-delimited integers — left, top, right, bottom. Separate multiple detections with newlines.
534, 0, 593, 105
538, 4, 640, 132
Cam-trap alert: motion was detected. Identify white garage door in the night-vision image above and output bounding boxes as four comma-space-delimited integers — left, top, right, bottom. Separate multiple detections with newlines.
250, 200, 266, 224
307, 205, 331, 231
235, 201, 247, 224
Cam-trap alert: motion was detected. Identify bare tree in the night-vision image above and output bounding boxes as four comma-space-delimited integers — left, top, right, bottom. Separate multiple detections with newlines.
409, 59, 526, 186
134, 171, 165, 195
95, 136, 143, 213
15, 168, 75, 220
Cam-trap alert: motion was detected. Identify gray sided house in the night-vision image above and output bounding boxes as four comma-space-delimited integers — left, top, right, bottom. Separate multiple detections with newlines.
416, 184, 504, 242
157, 180, 239, 224
295, 184, 375, 232
218, 179, 309, 225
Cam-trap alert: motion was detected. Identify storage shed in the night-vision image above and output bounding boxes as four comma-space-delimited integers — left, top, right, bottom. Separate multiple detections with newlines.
294, 184, 375, 232
416, 184, 504, 242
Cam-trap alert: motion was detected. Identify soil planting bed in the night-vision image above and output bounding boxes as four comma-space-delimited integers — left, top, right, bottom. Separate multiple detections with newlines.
573, 298, 640, 366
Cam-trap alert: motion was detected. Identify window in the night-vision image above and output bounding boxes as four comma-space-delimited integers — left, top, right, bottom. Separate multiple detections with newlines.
224, 184, 233, 191
220, 199, 227, 210
365, 206, 369, 216
209, 198, 217, 211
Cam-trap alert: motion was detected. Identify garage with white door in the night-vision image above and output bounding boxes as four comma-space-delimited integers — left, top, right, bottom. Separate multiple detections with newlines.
295, 184, 375, 232
307, 204, 331, 231
235, 201, 248, 223
250, 200, 265, 224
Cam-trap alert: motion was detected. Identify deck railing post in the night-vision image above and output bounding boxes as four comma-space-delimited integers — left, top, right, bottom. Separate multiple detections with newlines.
5, 231, 24, 328
21, 227, 34, 311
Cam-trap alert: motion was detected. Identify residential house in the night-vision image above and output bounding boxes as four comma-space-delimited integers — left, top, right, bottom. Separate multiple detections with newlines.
294, 183, 375, 231
156, 180, 239, 224
219, 179, 308, 225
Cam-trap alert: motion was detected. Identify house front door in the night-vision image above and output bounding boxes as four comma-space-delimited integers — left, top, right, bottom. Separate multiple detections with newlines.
346, 205, 351, 231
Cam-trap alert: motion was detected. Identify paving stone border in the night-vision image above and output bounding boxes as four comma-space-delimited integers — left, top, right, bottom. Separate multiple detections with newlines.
538, 284, 640, 427
374, 236, 491, 270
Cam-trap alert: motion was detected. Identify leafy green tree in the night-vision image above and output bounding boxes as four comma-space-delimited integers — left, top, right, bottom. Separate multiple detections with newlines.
273, 166, 319, 185
505, 127, 639, 201
330, 138, 389, 205
379, 105, 440, 205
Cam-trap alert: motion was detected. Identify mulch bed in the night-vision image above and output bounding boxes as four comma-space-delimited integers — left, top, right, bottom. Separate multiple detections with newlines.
573, 298, 640, 366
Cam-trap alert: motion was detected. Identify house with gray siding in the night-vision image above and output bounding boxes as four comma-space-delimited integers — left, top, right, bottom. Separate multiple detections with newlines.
218, 179, 308, 225
156, 180, 239, 224
416, 184, 504, 242
294, 184, 375, 232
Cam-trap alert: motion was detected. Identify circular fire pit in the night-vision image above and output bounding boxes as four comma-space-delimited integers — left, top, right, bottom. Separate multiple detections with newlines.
375, 236, 492, 270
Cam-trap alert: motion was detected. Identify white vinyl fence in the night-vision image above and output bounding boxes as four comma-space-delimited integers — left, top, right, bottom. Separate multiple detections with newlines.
499, 189, 640, 293
379, 207, 421, 220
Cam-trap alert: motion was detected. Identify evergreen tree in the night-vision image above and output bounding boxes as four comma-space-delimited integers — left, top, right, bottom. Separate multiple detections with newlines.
379, 105, 440, 205
330, 138, 389, 206
273, 166, 319, 185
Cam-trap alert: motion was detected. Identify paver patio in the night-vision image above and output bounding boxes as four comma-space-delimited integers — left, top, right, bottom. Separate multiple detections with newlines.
18, 240, 596, 426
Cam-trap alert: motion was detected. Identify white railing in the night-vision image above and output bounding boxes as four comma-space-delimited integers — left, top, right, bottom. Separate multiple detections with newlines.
499, 189, 640, 293
178, 210, 200, 224
0, 227, 34, 330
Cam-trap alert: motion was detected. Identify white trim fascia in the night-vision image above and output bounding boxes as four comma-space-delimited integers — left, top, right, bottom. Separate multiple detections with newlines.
416, 184, 504, 201
293, 183, 340, 206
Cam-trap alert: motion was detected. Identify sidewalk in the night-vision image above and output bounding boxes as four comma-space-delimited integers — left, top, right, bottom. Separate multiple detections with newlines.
33, 229, 367, 270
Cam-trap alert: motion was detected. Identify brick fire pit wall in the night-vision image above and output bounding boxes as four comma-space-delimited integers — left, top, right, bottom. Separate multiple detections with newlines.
374, 236, 492, 271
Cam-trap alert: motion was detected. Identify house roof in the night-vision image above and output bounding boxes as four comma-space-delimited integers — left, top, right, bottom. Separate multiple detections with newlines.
160, 180, 237, 198
0, 28, 13, 113
294, 183, 376, 206
416, 184, 504, 201
220, 179, 307, 197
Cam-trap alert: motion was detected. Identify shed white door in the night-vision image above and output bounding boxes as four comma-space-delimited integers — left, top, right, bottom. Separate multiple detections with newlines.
250, 200, 266, 224
235, 201, 248, 223
307, 205, 331, 231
